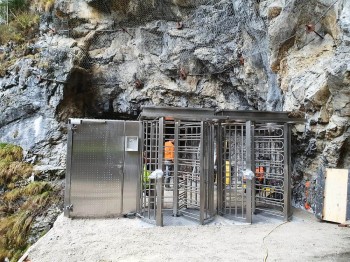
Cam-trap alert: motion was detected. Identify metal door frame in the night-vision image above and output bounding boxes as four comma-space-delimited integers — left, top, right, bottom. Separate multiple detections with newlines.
64, 119, 141, 218
217, 120, 292, 223
217, 121, 253, 223
140, 118, 215, 225
253, 122, 291, 220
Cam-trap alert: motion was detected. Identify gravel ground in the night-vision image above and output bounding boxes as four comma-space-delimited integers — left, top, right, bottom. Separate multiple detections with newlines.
20, 209, 350, 262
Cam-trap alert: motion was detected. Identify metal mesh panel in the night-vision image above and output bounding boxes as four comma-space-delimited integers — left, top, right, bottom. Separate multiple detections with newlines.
220, 123, 247, 220
141, 120, 160, 221
254, 123, 285, 217
142, 120, 160, 173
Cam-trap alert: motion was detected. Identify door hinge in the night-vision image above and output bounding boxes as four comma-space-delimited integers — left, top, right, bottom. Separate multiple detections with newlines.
66, 204, 73, 211
68, 124, 78, 133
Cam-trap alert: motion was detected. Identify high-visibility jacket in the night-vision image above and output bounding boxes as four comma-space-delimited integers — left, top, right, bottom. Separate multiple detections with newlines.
164, 141, 174, 160
255, 166, 264, 183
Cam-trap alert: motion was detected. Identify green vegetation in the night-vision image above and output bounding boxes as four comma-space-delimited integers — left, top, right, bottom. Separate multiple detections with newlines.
0, 143, 31, 186
39, 0, 55, 12
0, 0, 55, 75
0, 0, 41, 45
0, 143, 61, 262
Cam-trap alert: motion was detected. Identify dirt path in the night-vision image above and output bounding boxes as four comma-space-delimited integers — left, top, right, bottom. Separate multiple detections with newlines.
20, 209, 350, 262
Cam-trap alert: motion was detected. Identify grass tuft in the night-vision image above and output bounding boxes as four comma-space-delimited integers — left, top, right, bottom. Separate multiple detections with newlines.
0, 161, 33, 186
0, 143, 23, 162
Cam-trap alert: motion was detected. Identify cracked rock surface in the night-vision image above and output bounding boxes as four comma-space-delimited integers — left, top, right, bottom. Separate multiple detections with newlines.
0, 0, 349, 209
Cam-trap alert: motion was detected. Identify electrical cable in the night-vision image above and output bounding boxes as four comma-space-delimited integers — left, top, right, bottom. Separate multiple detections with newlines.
262, 221, 288, 262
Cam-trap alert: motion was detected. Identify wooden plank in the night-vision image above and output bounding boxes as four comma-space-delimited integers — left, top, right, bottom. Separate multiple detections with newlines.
323, 168, 349, 224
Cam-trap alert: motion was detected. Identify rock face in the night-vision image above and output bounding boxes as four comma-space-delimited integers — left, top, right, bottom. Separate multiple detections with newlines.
0, 0, 349, 209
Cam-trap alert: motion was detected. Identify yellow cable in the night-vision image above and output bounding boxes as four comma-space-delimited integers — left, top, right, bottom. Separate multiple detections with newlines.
263, 221, 288, 262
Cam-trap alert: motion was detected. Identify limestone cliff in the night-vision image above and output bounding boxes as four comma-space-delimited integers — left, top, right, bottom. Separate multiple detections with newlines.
0, 0, 349, 211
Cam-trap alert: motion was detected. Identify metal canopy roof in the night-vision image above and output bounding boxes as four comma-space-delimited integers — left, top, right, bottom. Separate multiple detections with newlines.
139, 106, 304, 123
215, 109, 304, 123
139, 106, 215, 120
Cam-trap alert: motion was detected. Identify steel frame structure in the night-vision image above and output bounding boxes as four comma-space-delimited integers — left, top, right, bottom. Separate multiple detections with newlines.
140, 107, 301, 224
217, 122, 247, 221
65, 106, 301, 225
140, 115, 215, 225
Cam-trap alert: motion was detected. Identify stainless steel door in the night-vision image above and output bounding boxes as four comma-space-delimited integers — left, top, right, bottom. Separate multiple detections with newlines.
68, 120, 125, 218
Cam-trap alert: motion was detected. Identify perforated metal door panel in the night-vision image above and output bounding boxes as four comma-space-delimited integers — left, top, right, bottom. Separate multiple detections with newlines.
70, 121, 125, 217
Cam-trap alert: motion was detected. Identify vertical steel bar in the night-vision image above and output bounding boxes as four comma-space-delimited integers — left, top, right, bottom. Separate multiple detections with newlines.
158, 118, 164, 170
200, 121, 205, 224
150, 122, 154, 172
228, 125, 232, 215
64, 123, 74, 217
195, 126, 197, 207
241, 125, 244, 217
189, 126, 193, 204
149, 121, 156, 214
147, 178, 151, 219
234, 125, 238, 216
153, 180, 156, 219
204, 123, 208, 219
252, 123, 256, 215
184, 124, 188, 208
194, 126, 197, 204
209, 123, 215, 217
245, 120, 254, 224
173, 121, 179, 216
217, 123, 223, 214
156, 175, 164, 226
136, 121, 143, 214
288, 124, 293, 218
143, 122, 146, 214
284, 123, 291, 221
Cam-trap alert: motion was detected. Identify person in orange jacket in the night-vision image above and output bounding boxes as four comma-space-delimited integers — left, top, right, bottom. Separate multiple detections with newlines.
164, 139, 175, 188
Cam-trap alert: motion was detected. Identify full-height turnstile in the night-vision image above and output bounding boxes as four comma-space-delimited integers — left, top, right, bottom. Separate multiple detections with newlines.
216, 111, 294, 222
64, 107, 300, 225
140, 108, 216, 225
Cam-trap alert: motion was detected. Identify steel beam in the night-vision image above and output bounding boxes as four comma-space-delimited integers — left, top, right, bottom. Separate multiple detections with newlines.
245, 120, 254, 224
64, 123, 74, 217
173, 121, 179, 217
216, 123, 224, 215
139, 106, 215, 121
284, 123, 292, 220
158, 117, 164, 170
209, 124, 215, 217
156, 175, 164, 227
200, 121, 205, 225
